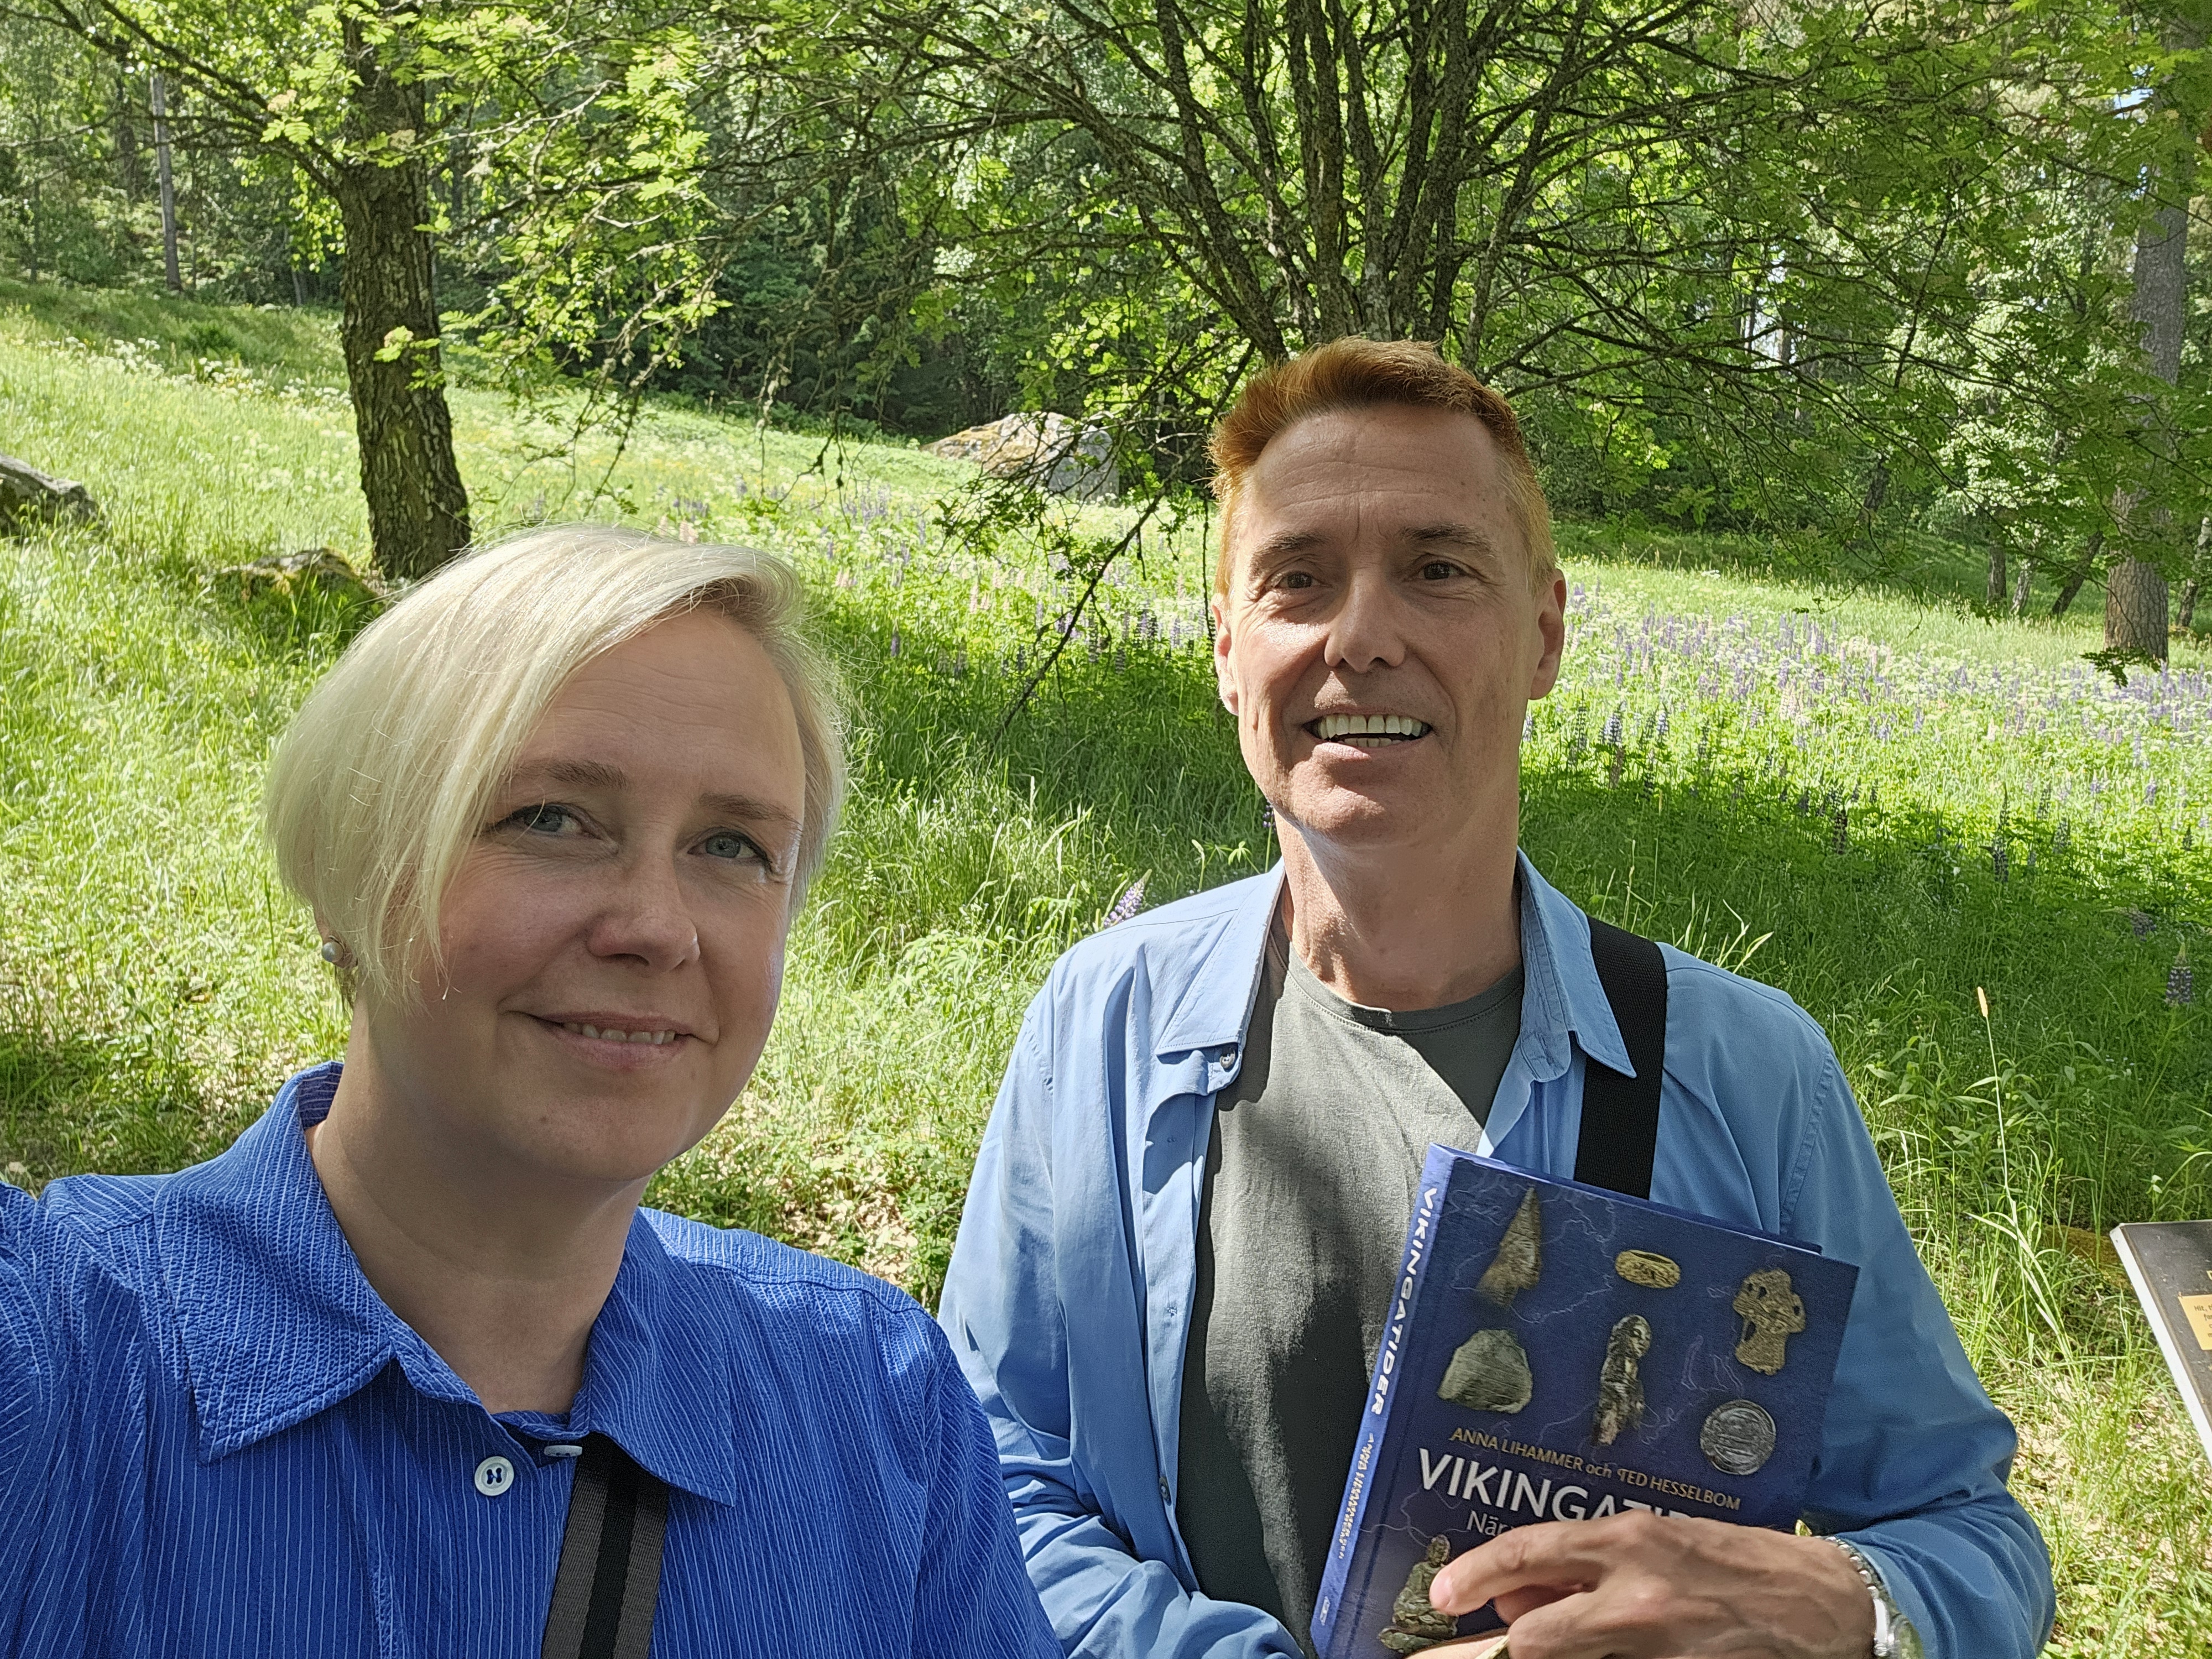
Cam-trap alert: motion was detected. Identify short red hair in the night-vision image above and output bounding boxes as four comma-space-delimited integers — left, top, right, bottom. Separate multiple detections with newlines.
1208, 336, 1555, 595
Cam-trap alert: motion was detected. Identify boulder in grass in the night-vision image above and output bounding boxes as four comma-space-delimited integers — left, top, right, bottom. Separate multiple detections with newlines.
211, 547, 382, 608
926, 413, 1118, 500
0, 453, 100, 536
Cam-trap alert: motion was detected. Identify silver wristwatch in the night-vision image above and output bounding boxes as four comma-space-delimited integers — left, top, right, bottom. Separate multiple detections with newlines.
1831, 1540, 1925, 1659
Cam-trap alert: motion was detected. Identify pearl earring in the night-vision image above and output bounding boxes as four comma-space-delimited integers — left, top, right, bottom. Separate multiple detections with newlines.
319, 939, 342, 964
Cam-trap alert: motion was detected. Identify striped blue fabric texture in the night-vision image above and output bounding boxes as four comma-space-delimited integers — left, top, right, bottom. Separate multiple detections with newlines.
0, 1063, 1061, 1658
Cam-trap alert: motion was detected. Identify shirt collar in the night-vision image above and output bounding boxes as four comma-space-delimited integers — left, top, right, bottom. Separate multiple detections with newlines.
1154, 850, 1634, 1081
152, 1063, 738, 1503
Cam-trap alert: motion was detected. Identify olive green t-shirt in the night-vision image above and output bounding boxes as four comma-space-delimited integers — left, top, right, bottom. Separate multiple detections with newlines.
1175, 920, 1524, 1656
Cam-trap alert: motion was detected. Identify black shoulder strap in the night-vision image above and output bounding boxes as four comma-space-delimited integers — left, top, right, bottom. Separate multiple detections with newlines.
542, 1434, 669, 1659
1573, 917, 1668, 1199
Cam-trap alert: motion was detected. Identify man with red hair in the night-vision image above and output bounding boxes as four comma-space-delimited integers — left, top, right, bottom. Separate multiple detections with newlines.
939, 338, 2051, 1659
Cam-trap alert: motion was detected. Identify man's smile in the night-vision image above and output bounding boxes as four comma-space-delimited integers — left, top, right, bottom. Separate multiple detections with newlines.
1303, 712, 1434, 749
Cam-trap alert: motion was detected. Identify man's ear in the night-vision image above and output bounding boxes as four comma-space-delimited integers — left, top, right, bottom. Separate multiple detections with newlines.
1211, 596, 1239, 715
1527, 570, 1568, 700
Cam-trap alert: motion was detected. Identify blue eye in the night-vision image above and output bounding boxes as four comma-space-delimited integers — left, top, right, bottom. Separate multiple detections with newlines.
505, 803, 581, 834
702, 831, 762, 862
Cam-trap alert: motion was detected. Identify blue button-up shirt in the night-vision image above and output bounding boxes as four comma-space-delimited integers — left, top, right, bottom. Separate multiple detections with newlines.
0, 1063, 1060, 1658
937, 856, 2053, 1658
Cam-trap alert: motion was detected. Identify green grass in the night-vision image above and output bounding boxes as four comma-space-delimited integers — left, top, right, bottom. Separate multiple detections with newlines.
3, 283, 2210, 1651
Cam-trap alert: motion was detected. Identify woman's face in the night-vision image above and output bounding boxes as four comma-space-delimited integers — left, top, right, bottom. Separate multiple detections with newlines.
358, 609, 808, 1188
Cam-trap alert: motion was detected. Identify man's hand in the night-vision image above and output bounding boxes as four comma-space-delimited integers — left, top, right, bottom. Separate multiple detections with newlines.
1425, 1511, 1876, 1658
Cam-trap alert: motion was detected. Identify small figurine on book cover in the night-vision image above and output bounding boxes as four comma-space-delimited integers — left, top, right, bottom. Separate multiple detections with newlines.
1310, 1145, 1861, 1658
2111, 1220, 2212, 1469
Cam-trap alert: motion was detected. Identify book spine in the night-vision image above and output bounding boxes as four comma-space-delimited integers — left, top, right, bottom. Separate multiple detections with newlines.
1312, 1147, 1456, 1658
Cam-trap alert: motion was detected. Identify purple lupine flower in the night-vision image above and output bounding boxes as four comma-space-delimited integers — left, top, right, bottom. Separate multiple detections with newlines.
1103, 877, 1149, 928
2130, 909, 2156, 939
889, 626, 901, 658
1991, 838, 2009, 882
2169, 957, 2194, 1007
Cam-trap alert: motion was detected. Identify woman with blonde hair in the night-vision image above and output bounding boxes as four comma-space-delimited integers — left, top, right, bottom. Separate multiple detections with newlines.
0, 527, 1058, 1658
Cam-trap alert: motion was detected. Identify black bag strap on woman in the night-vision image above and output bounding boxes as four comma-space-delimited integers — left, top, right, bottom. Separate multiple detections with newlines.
541, 1434, 670, 1659
1572, 917, 1670, 1202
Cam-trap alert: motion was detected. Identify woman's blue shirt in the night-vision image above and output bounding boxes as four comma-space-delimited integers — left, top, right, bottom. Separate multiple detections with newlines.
0, 1063, 1059, 1657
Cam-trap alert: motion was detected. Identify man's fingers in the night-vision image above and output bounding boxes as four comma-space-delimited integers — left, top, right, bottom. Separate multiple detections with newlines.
1493, 1584, 1574, 1622
1426, 1637, 1510, 1658
1465, 1590, 1660, 1659
1427, 1520, 1611, 1614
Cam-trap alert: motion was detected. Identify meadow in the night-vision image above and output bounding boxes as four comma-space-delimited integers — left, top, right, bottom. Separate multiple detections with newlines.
2, 279, 2210, 1651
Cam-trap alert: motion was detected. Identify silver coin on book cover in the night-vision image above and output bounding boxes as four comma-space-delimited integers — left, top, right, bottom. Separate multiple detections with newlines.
1439, 1327, 1533, 1415
1698, 1399, 1777, 1475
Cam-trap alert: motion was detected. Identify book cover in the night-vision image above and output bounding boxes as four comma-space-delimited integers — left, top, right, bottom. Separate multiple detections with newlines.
2111, 1220, 2212, 1469
1311, 1145, 1860, 1657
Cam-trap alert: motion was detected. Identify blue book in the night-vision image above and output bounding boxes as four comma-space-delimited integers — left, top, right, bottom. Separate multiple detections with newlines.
1310, 1145, 1860, 1656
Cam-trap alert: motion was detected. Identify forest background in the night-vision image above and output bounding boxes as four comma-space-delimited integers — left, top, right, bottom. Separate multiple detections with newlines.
8, 0, 2212, 636
4, 0, 2212, 1648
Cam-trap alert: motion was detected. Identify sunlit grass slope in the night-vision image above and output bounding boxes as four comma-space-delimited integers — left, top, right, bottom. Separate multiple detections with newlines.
2, 286, 2209, 1652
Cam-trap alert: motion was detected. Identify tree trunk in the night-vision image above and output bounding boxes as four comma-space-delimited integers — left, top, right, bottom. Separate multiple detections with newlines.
2182, 515, 2208, 632
150, 74, 179, 294
2011, 556, 2033, 617
2107, 559, 2170, 655
1985, 541, 2006, 611
2051, 532, 2100, 618
113, 73, 145, 200
2104, 19, 2197, 662
334, 18, 470, 581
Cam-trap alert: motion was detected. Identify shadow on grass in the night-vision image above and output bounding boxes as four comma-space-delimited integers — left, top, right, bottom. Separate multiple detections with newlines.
0, 276, 342, 387
825, 598, 2211, 1235
0, 1024, 223, 1191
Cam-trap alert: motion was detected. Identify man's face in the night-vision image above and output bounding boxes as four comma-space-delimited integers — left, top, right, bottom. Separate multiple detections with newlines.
1211, 404, 1566, 855
358, 609, 807, 1189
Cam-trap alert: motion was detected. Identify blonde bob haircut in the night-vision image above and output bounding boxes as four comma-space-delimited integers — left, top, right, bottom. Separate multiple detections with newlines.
1209, 335, 1556, 596
265, 526, 846, 1009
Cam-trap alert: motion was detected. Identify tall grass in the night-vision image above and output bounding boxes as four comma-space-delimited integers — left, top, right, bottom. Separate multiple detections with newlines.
2, 286, 2208, 1651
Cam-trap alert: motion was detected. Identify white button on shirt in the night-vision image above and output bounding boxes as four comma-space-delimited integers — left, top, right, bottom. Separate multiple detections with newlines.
473, 1456, 514, 1497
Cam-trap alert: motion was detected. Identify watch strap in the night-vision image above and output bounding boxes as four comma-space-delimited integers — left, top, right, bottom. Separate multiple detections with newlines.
1830, 1538, 1924, 1659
